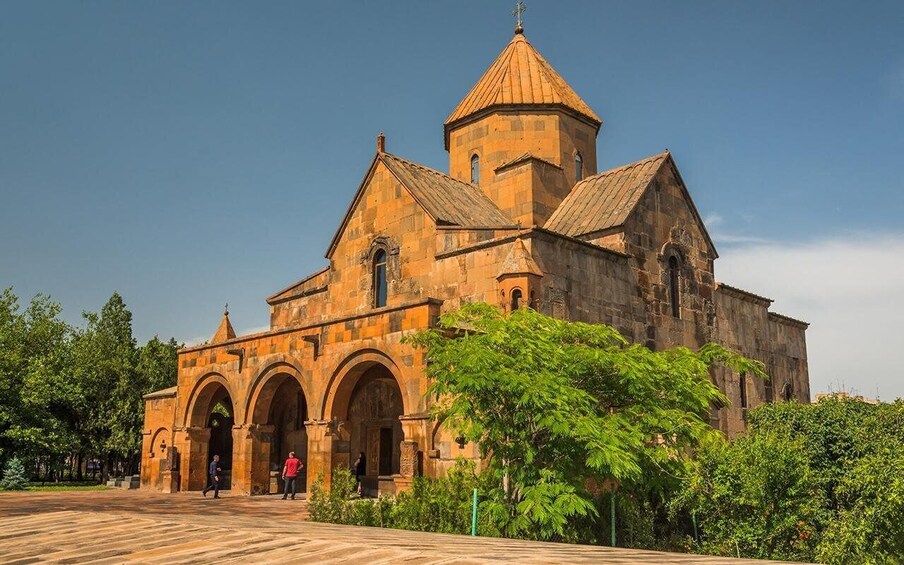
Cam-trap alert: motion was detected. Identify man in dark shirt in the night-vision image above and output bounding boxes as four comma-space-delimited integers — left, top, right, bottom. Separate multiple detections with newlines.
202, 454, 221, 499
281, 451, 303, 500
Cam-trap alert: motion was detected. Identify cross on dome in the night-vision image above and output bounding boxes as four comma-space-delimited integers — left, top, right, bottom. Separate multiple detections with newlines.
513, 1, 526, 34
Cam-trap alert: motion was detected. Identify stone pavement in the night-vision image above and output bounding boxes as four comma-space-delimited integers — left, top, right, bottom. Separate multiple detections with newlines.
0, 489, 801, 564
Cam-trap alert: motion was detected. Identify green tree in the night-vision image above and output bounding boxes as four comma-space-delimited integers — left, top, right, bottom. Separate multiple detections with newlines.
681, 397, 904, 563
406, 303, 761, 541
1, 291, 78, 479
676, 432, 826, 561
0, 288, 27, 466
71, 293, 139, 479
0, 456, 29, 490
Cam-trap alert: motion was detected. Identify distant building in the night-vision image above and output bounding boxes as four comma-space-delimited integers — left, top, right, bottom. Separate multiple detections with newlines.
141, 27, 810, 496
814, 392, 880, 404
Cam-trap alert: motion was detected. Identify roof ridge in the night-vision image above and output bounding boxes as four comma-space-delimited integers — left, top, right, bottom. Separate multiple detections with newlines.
383, 151, 478, 188
579, 151, 670, 184
495, 151, 562, 171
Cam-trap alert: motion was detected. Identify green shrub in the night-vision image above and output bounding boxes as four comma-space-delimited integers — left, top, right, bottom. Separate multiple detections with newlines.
0, 457, 28, 491
308, 469, 356, 523
308, 459, 487, 535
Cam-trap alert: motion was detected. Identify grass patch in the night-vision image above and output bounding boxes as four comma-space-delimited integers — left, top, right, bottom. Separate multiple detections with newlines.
25, 484, 110, 492
0, 481, 111, 492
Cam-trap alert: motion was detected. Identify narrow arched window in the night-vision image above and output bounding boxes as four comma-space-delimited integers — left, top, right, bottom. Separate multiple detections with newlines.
739, 373, 748, 410
510, 288, 522, 311
470, 154, 480, 184
782, 382, 794, 402
668, 255, 681, 318
575, 152, 583, 181
373, 249, 387, 308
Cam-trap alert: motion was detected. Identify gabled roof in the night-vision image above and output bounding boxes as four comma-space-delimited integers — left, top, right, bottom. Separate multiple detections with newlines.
545, 152, 670, 238
326, 152, 516, 258
267, 267, 329, 305
444, 32, 601, 144
495, 152, 562, 173
544, 151, 718, 257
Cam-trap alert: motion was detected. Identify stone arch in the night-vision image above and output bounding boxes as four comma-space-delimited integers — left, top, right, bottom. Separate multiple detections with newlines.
659, 241, 687, 266
659, 242, 689, 319
146, 426, 170, 490
182, 372, 234, 428
148, 427, 169, 458
322, 349, 408, 495
321, 349, 409, 420
364, 236, 400, 309
243, 361, 310, 426
182, 373, 236, 491
244, 361, 312, 495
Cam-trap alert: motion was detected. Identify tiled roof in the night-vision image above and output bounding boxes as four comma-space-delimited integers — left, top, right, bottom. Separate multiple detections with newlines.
267, 267, 329, 305
768, 311, 810, 329
544, 152, 670, 237
716, 283, 773, 307
495, 152, 562, 172
380, 153, 515, 228
143, 386, 177, 400
445, 33, 601, 130
498, 237, 544, 278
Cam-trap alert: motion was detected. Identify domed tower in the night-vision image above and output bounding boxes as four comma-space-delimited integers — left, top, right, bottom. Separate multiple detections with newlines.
444, 29, 601, 227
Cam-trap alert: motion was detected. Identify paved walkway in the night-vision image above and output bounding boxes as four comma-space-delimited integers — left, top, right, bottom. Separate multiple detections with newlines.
0, 489, 800, 564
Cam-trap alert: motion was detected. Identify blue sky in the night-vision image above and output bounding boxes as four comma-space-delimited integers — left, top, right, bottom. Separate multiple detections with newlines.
2, 1, 903, 398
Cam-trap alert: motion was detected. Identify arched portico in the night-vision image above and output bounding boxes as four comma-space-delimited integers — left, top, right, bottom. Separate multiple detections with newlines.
182, 375, 235, 491
242, 364, 310, 495
320, 351, 413, 496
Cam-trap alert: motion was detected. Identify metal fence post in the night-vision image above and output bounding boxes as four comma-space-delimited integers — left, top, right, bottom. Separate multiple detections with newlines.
471, 488, 478, 536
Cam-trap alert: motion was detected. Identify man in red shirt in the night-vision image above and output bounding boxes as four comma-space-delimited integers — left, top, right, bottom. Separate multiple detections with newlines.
281, 451, 303, 500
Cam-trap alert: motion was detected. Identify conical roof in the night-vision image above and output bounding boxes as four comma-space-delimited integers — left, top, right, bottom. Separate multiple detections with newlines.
445, 32, 601, 133
212, 308, 236, 343
497, 237, 544, 279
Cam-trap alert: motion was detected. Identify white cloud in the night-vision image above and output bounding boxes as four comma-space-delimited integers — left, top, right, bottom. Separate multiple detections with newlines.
716, 233, 904, 401
704, 213, 769, 245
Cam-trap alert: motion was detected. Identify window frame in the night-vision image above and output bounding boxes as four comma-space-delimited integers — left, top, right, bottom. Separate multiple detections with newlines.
667, 254, 681, 318
510, 288, 523, 311
373, 248, 388, 308
470, 154, 480, 185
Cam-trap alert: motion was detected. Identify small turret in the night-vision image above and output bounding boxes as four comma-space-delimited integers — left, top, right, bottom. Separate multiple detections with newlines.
211, 305, 236, 343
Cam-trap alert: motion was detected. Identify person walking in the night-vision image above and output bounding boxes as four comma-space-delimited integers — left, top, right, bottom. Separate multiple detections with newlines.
281, 451, 303, 500
353, 451, 366, 496
202, 454, 221, 498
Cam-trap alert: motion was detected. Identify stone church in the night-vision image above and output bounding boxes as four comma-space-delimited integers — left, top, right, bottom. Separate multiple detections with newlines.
141, 28, 810, 496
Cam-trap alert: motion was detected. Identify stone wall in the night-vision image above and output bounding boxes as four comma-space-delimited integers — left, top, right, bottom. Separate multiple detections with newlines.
447, 110, 598, 227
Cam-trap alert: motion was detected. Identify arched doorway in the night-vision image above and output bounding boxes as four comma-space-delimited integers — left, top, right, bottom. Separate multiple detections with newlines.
186, 379, 235, 491
207, 400, 234, 489
333, 364, 404, 495
248, 373, 309, 495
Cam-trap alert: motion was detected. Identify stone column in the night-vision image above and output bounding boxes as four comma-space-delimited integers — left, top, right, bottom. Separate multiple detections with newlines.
182, 427, 210, 491
161, 446, 180, 493
230, 425, 250, 495
397, 414, 430, 491
305, 420, 336, 492
249, 424, 275, 495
